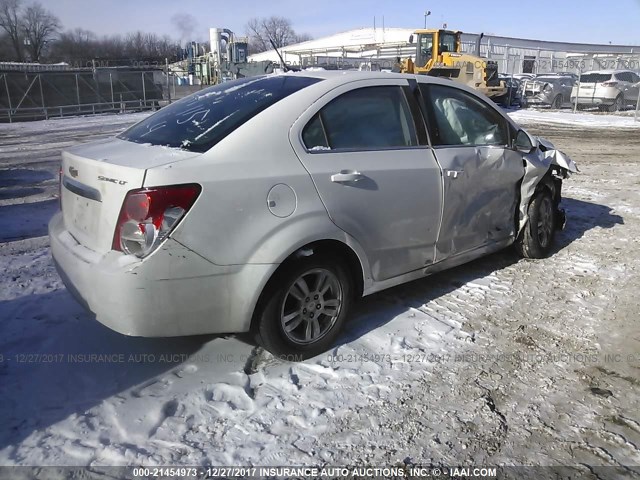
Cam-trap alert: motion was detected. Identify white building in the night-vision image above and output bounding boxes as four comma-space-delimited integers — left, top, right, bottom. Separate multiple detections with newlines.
249, 28, 640, 74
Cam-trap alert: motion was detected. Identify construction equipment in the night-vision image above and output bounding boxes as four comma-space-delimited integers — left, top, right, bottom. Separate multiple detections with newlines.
401, 29, 506, 99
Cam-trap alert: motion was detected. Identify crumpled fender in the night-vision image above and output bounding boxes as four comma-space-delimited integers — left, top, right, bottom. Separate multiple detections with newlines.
518, 135, 578, 233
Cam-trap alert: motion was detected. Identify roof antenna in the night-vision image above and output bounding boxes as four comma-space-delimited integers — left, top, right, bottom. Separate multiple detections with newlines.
269, 38, 299, 72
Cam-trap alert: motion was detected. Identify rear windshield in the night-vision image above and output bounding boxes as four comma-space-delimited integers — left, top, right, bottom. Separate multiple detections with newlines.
580, 73, 612, 83
118, 75, 322, 153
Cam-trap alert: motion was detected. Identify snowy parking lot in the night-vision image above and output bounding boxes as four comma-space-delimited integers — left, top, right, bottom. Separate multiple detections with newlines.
1, 110, 639, 474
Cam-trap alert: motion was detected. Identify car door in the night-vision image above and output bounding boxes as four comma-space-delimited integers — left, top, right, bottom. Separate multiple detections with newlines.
290, 79, 443, 281
560, 77, 573, 102
419, 82, 524, 261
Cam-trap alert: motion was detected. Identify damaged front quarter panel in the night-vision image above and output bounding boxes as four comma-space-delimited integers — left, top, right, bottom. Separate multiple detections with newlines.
518, 132, 578, 234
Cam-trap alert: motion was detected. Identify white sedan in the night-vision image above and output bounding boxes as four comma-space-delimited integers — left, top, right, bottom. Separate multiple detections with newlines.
49, 71, 577, 359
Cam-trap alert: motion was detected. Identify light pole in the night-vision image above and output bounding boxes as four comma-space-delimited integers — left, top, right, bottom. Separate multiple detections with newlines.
424, 10, 431, 29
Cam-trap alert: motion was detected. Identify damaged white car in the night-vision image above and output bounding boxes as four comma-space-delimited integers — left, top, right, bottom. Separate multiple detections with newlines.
49, 71, 577, 359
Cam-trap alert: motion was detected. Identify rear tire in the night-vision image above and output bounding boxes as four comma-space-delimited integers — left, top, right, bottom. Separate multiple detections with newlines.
552, 95, 563, 109
515, 190, 556, 259
254, 254, 353, 360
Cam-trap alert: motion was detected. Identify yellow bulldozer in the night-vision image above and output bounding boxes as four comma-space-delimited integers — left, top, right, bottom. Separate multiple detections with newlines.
400, 29, 506, 99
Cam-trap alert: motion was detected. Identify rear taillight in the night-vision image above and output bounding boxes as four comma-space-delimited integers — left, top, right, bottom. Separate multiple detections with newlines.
112, 183, 201, 258
601, 81, 618, 87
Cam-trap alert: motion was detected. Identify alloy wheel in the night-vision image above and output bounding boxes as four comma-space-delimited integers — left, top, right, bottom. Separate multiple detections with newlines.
280, 268, 343, 345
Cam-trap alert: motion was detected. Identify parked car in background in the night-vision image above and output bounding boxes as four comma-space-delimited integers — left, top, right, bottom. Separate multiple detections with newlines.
523, 75, 575, 108
494, 75, 527, 107
571, 70, 640, 111
49, 71, 577, 359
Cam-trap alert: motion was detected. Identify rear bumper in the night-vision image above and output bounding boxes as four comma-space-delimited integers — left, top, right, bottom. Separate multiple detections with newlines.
49, 212, 276, 337
570, 96, 615, 106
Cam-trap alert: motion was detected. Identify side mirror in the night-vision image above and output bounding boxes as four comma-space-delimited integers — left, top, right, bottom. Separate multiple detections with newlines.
514, 129, 536, 154
409, 34, 414, 44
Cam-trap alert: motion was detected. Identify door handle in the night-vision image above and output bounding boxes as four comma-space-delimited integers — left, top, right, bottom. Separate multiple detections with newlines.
331, 170, 364, 183
446, 170, 464, 179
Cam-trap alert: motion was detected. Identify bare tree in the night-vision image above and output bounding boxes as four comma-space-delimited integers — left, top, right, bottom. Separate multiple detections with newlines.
294, 32, 313, 44
0, 0, 23, 61
245, 16, 311, 54
22, 2, 59, 61
50, 27, 181, 65
49, 28, 96, 64
0, 31, 13, 58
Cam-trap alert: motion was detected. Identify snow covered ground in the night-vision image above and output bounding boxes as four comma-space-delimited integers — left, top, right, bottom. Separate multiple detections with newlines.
509, 108, 640, 129
1, 111, 639, 475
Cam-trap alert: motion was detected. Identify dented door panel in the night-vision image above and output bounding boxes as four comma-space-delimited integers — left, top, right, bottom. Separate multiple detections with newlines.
434, 145, 524, 261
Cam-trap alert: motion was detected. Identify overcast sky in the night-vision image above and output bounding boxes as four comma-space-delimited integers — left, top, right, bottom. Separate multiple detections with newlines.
47, 0, 640, 46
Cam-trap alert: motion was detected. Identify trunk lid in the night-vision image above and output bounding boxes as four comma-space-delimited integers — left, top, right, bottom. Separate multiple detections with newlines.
61, 137, 198, 254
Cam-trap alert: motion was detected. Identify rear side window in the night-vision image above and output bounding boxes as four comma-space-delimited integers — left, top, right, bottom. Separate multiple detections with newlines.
580, 73, 612, 83
302, 86, 418, 151
119, 75, 322, 153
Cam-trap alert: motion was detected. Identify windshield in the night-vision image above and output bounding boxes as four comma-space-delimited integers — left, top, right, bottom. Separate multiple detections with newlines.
118, 75, 322, 153
580, 73, 612, 83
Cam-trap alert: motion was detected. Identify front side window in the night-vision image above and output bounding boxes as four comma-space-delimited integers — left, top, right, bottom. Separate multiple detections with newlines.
119, 75, 322, 153
302, 86, 418, 151
422, 84, 508, 147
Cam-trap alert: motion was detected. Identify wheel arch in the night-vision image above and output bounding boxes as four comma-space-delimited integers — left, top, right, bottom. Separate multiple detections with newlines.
516, 166, 563, 236
249, 239, 366, 332
535, 170, 562, 205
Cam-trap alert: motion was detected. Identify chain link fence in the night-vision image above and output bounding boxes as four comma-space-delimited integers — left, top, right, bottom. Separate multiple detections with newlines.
0, 69, 166, 122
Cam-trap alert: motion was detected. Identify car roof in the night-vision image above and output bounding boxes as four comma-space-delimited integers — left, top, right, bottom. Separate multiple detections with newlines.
275, 70, 497, 101
289, 70, 413, 81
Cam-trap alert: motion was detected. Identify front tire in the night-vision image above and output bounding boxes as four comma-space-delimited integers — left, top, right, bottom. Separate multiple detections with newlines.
552, 95, 562, 109
516, 190, 556, 259
254, 255, 353, 360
